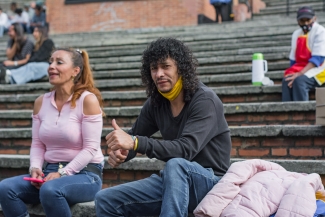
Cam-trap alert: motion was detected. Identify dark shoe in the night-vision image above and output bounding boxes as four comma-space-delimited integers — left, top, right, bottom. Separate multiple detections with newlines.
0, 65, 6, 84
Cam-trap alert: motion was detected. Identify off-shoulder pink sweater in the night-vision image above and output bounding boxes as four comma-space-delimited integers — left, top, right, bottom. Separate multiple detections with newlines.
30, 90, 104, 175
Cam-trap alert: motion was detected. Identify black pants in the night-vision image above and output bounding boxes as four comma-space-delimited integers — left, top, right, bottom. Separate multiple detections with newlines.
212, 2, 231, 22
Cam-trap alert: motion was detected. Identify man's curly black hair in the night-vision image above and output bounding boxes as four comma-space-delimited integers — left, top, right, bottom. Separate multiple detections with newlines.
140, 38, 199, 106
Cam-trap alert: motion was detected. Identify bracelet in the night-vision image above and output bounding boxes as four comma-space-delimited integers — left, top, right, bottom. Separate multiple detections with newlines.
58, 168, 67, 177
134, 137, 138, 151
14, 61, 17, 66
29, 167, 40, 175
130, 135, 138, 151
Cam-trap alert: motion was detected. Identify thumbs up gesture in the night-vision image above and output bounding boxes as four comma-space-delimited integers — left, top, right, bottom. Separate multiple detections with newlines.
106, 119, 135, 151
112, 118, 120, 130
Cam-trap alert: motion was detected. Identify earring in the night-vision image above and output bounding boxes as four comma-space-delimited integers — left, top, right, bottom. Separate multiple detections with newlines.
71, 75, 75, 81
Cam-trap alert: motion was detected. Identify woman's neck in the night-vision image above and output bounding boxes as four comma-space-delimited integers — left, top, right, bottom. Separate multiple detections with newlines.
54, 85, 73, 102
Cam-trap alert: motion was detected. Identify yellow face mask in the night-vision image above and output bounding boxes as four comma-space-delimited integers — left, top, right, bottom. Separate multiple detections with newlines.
158, 76, 183, 101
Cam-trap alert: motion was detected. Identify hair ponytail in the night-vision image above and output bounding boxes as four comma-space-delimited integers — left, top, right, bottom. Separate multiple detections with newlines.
72, 49, 105, 116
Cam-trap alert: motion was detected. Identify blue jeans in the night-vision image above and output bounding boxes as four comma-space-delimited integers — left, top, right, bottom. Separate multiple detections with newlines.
95, 158, 220, 217
282, 75, 320, 101
0, 163, 102, 217
0, 25, 4, 37
10, 62, 49, 84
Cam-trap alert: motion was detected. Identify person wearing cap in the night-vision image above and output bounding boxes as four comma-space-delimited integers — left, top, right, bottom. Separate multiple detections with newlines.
282, 6, 325, 101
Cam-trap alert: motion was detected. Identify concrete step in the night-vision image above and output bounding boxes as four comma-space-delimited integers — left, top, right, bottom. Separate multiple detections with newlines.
0, 70, 285, 94
49, 16, 325, 47
55, 27, 296, 48
0, 125, 325, 158
0, 84, 291, 110
0, 101, 316, 128
0, 16, 322, 52
51, 24, 296, 48
258, 2, 324, 16
0, 36, 292, 63
83, 35, 292, 55
1, 41, 290, 70
266, 0, 323, 7
86, 45, 290, 62
89, 61, 288, 80
91, 53, 288, 71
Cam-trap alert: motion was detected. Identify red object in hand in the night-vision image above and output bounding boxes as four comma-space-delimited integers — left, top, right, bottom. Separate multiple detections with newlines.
23, 177, 45, 183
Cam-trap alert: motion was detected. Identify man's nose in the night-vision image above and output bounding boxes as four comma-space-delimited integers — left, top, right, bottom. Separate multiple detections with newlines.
302, 20, 309, 25
156, 67, 164, 77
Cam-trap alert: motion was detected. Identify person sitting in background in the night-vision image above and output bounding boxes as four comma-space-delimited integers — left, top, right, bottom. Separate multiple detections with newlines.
210, 0, 232, 23
0, 23, 33, 83
3, 26, 54, 84
29, 4, 45, 33
7, 2, 17, 20
282, 6, 325, 101
0, 8, 9, 37
11, 8, 29, 32
4, 23, 33, 65
0, 47, 105, 217
24, 3, 34, 22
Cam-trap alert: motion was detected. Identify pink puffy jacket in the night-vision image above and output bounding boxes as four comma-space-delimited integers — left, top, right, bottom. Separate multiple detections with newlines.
194, 159, 324, 217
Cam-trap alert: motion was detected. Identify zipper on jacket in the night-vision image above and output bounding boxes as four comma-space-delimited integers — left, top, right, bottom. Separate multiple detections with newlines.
56, 111, 61, 125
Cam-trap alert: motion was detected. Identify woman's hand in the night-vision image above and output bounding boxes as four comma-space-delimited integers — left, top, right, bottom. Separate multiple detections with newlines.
30, 168, 44, 189
3, 60, 14, 66
44, 172, 61, 182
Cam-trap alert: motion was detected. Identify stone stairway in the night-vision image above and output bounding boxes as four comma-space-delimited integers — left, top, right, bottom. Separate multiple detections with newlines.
0, 16, 323, 160
0, 15, 324, 158
0, 0, 35, 11
0, 12, 325, 181
256, 0, 325, 17
1, 13, 325, 217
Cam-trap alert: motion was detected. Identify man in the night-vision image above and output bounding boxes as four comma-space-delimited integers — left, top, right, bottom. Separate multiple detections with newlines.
282, 6, 325, 101
23, 3, 34, 22
7, 2, 17, 20
11, 8, 29, 32
95, 38, 232, 216
210, 0, 232, 23
29, 4, 45, 33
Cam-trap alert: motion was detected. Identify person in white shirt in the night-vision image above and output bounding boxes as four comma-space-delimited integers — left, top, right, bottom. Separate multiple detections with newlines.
11, 8, 29, 32
0, 8, 9, 37
7, 2, 17, 20
282, 6, 325, 101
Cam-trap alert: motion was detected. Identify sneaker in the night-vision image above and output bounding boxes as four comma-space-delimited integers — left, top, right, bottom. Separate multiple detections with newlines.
4, 69, 11, 84
0, 65, 6, 83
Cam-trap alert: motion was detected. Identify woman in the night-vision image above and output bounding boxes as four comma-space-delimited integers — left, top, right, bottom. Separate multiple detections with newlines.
4, 26, 54, 84
0, 48, 105, 217
3, 23, 33, 67
0, 22, 33, 83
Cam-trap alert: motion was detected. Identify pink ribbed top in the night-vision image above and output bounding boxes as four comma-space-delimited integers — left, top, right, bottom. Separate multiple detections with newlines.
30, 90, 104, 175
